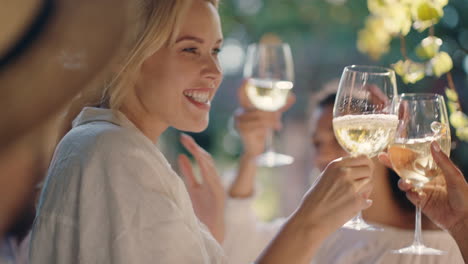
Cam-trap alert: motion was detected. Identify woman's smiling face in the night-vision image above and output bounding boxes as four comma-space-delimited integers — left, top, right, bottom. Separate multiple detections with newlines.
135, 0, 223, 133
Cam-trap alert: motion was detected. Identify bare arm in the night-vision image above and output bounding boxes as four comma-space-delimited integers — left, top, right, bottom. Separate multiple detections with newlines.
256, 156, 375, 264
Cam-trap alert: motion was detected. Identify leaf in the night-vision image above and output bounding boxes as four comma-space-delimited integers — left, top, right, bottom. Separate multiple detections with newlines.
449, 111, 468, 128
445, 88, 459, 102
383, 4, 412, 36
357, 17, 392, 60
434, 0, 448, 8
392, 60, 426, 83
447, 102, 458, 113
413, 20, 434, 32
456, 127, 468, 141
415, 36, 442, 59
368, 0, 392, 15
430, 52, 453, 77
412, 2, 443, 22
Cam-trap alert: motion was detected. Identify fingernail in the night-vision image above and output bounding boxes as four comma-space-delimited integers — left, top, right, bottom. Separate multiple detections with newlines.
431, 141, 441, 153
366, 199, 373, 206
180, 133, 190, 140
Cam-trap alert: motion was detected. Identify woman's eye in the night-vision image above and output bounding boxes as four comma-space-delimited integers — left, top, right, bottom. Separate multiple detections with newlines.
212, 48, 221, 55
182, 47, 198, 54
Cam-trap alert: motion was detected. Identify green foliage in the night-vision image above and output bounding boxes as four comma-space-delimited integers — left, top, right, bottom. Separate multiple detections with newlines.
445, 89, 468, 141
392, 60, 425, 83
415, 36, 442, 59
358, 0, 467, 141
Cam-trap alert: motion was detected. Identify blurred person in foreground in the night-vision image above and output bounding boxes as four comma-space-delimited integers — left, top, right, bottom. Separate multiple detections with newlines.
0, 0, 126, 239
220, 83, 464, 264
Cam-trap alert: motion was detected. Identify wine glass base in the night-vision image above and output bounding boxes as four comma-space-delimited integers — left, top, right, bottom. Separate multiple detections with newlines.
391, 244, 446, 255
256, 151, 294, 167
342, 219, 384, 231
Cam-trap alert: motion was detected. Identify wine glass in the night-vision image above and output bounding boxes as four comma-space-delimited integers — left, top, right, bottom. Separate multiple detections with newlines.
333, 65, 398, 231
388, 93, 450, 255
243, 43, 295, 167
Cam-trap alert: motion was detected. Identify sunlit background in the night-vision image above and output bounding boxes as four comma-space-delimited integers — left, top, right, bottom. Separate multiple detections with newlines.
160, 0, 468, 221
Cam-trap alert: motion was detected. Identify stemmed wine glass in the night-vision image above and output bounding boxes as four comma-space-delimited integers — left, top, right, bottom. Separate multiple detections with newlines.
243, 43, 295, 167
333, 65, 399, 231
388, 93, 451, 255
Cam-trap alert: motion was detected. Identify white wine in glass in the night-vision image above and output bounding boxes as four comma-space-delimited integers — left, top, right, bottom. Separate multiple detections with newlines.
246, 79, 293, 112
333, 114, 399, 157
333, 65, 399, 231
243, 43, 294, 167
388, 93, 450, 255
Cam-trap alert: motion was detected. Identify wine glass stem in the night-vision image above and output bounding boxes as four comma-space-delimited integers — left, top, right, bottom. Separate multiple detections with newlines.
413, 205, 423, 246
265, 129, 274, 153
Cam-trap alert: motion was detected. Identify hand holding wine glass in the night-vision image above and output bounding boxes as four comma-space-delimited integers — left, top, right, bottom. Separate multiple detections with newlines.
243, 42, 294, 167
387, 93, 453, 255
332, 65, 398, 231
397, 142, 468, 261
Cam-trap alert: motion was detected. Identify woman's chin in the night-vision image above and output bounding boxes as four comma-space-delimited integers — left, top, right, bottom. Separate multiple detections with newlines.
176, 120, 209, 133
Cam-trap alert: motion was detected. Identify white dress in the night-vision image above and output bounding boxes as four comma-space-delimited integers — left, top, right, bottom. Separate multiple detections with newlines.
223, 197, 465, 264
29, 107, 226, 264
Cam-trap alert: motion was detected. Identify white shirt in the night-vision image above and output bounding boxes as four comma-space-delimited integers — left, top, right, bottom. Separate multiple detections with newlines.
223, 197, 465, 264
0, 234, 30, 264
30, 107, 226, 264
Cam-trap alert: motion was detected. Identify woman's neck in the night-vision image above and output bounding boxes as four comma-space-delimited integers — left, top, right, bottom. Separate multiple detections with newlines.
362, 161, 439, 230
119, 98, 167, 144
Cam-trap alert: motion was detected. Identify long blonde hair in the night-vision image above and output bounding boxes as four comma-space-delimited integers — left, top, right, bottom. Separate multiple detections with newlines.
102, 0, 219, 109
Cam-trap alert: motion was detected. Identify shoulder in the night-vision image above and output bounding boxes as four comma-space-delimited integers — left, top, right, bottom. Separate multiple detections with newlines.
58, 121, 150, 158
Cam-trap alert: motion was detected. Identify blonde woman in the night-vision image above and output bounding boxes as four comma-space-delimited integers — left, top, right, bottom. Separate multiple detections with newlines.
30, 1, 374, 263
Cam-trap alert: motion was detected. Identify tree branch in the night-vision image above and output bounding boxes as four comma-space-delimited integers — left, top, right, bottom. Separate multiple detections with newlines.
399, 35, 409, 60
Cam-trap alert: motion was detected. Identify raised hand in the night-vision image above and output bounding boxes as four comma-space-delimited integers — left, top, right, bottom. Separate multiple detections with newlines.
380, 142, 468, 232
256, 156, 374, 264
399, 142, 468, 232
228, 81, 295, 198
297, 156, 375, 233
380, 142, 468, 261
235, 80, 295, 157
178, 133, 226, 243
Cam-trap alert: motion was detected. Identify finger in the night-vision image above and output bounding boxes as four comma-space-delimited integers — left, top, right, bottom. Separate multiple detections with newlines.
377, 152, 392, 169
356, 178, 374, 209
178, 154, 201, 186
405, 190, 424, 206
238, 79, 255, 109
236, 111, 281, 131
235, 110, 278, 123
180, 133, 208, 157
342, 165, 373, 181
180, 134, 219, 186
431, 141, 467, 188
355, 177, 373, 197
236, 117, 278, 131
334, 155, 372, 168
359, 198, 374, 210
180, 134, 210, 169
366, 84, 389, 107
237, 122, 271, 132
398, 178, 413, 192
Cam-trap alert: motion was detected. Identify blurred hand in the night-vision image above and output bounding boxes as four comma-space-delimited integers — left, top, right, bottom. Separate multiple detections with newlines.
296, 156, 374, 235
234, 109, 281, 157
178, 134, 225, 243
235, 79, 295, 157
